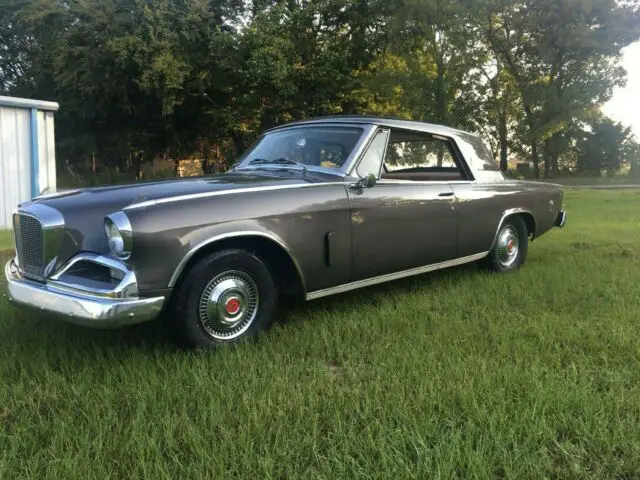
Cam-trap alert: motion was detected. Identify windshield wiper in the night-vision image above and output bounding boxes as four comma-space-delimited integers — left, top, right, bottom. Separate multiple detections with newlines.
248, 158, 307, 172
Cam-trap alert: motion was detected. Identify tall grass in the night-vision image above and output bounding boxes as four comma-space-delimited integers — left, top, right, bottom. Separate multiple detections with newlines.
0, 230, 13, 252
0, 189, 639, 478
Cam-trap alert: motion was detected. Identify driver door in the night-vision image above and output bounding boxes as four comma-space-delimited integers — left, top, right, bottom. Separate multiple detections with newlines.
347, 128, 459, 281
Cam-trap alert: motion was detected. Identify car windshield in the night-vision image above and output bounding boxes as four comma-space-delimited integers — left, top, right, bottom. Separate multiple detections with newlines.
234, 126, 364, 173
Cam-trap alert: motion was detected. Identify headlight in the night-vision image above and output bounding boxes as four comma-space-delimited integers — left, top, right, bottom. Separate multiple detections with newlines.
104, 211, 133, 259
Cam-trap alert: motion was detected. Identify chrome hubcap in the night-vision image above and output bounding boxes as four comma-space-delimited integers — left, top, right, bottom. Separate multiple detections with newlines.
198, 271, 259, 340
497, 226, 519, 267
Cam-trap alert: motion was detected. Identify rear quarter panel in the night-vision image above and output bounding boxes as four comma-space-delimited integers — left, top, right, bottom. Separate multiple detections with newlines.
452, 180, 563, 257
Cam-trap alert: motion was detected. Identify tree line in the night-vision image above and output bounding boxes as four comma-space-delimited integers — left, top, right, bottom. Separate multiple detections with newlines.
1, 0, 639, 180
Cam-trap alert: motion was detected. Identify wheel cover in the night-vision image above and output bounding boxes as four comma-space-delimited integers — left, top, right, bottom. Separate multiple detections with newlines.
497, 226, 519, 268
198, 270, 259, 341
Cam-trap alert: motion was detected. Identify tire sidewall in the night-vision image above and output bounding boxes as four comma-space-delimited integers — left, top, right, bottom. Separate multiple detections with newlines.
169, 249, 278, 348
489, 217, 529, 272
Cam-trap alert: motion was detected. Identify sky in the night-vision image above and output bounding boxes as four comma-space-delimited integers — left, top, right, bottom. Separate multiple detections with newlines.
602, 41, 640, 140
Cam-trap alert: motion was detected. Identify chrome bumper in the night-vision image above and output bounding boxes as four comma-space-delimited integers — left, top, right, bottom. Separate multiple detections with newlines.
4, 260, 165, 328
555, 210, 567, 228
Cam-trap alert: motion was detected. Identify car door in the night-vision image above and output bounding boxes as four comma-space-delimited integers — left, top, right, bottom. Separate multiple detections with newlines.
346, 128, 459, 281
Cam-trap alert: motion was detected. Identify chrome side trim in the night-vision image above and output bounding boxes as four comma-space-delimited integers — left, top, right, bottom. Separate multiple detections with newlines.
377, 180, 476, 186
305, 251, 489, 300
5, 260, 164, 328
491, 208, 536, 248
168, 230, 306, 290
50, 252, 138, 299
32, 189, 81, 201
124, 182, 348, 211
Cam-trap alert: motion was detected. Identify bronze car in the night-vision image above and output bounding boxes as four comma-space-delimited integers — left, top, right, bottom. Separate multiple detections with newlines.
4, 116, 566, 347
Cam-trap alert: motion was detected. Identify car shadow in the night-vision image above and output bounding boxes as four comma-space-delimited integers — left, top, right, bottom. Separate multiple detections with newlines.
277, 261, 483, 325
0, 254, 483, 354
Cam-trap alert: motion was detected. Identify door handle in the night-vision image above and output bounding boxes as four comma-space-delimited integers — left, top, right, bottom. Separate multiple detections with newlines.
438, 192, 454, 197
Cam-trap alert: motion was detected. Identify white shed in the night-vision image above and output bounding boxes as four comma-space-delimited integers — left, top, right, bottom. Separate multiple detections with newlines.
0, 96, 59, 228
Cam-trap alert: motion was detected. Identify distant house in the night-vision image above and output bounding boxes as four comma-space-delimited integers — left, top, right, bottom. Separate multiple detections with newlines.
0, 96, 58, 228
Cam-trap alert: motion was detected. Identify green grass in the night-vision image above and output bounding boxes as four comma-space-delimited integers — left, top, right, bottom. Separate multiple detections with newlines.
540, 175, 640, 186
0, 230, 13, 252
1, 189, 640, 478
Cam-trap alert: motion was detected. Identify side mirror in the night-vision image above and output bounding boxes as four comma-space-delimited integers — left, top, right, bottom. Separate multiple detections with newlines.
351, 173, 377, 189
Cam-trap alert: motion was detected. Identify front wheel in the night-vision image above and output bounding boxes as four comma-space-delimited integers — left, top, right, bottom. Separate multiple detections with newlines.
166, 249, 278, 348
485, 216, 529, 272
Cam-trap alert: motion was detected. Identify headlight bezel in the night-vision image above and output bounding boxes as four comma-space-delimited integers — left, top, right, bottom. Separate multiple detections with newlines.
104, 211, 133, 260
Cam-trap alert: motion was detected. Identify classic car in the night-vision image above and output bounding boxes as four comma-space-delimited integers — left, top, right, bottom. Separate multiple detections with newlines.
4, 116, 566, 348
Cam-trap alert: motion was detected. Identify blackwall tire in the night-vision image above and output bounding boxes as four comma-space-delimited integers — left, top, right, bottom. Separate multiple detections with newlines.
485, 216, 529, 273
166, 249, 278, 349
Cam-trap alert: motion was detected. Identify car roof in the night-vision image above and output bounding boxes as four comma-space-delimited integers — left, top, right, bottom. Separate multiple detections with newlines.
264, 115, 502, 181
265, 115, 472, 138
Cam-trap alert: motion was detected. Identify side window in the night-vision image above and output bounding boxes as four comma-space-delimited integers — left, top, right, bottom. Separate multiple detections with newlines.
356, 129, 389, 178
457, 132, 504, 181
381, 130, 467, 181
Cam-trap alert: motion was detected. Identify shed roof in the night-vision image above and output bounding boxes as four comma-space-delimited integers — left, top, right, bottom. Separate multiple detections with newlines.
0, 95, 59, 112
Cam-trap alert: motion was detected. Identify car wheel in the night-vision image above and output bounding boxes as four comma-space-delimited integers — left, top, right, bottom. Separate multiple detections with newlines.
485, 216, 529, 272
167, 249, 278, 348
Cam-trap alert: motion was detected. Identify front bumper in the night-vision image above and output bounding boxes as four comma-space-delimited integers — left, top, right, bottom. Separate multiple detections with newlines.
555, 210, 567, 228
4, 260, 165, 328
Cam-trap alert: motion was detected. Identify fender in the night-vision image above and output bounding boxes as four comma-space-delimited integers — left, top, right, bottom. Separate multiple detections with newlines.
490, 208, 536, 249
167, 230, 306, 291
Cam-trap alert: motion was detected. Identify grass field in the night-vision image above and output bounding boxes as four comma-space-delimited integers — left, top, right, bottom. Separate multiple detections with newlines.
0, 229, 13, 252
541, 176, 640, 187
1, 189, 639, 478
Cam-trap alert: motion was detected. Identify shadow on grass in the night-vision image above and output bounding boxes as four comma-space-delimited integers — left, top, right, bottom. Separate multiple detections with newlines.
277, 262, 484, 325
1, 248, 483, 354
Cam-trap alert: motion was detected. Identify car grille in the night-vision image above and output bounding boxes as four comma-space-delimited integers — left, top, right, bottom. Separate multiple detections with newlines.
14, 214, 45, 279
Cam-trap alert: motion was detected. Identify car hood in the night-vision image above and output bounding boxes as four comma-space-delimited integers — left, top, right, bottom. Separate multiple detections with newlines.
31, 171, 322, 213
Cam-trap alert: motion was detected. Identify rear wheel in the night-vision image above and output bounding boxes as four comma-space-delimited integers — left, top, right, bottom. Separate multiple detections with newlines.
485, 216, 529, 272
167, 249, 278, 348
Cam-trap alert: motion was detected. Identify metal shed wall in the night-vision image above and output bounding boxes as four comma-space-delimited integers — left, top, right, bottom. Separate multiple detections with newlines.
0, 96, 59, 229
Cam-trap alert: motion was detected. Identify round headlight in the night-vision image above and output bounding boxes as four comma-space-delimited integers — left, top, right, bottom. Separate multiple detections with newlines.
105, 221, 125, 255
104, 212, 133, 259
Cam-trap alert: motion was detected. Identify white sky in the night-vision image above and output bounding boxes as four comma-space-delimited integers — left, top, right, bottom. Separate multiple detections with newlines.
602, 41, 640, 140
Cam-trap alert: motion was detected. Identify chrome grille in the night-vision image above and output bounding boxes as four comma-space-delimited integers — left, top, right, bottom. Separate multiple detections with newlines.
14, 213, 45, 279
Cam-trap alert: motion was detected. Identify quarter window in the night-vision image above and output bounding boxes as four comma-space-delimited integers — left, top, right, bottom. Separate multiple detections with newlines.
356, 129, 389, 178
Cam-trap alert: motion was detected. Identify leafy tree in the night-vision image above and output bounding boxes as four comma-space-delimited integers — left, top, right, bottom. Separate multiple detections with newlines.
2, 0, 639, 181
479, 0, 640, 177
577, 117, 638, 175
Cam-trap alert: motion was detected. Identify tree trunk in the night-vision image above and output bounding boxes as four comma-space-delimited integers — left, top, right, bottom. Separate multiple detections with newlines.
551, 152, 559, 176
91, 153, 97, 185
543, 139, 551, 179
498, 108, 508, 171
531, 140, 540, 179
543, 136, 561, 178
132, 152, 142, 180
435, 56, 445, 168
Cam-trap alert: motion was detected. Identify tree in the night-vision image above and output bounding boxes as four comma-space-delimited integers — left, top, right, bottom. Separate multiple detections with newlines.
478, 0, 640, 178
2, 0, 639, 182
577, 117, 638, 175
